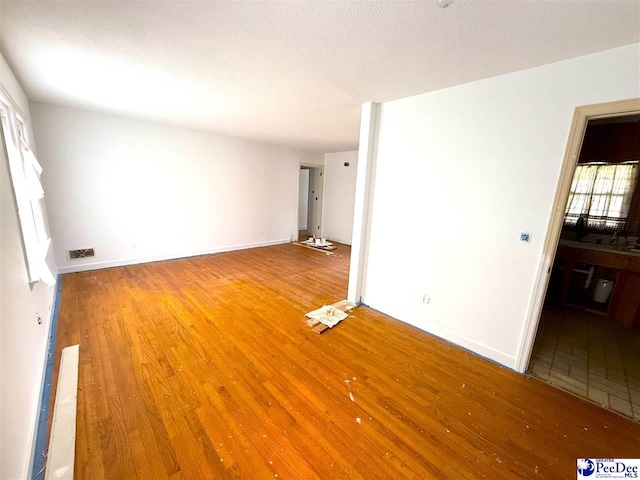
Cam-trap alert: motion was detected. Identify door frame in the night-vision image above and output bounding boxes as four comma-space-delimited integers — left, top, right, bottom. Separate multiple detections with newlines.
298, 163, 324, 239
515, 97, 640, 373
297, 167, 310, 233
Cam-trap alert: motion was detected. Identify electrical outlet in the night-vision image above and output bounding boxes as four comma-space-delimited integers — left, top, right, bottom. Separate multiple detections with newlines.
422, 295, 431, 305
520, 231, 532, 243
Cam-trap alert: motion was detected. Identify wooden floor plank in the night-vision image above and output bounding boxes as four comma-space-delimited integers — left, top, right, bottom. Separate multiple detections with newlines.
48, 243, 639, 479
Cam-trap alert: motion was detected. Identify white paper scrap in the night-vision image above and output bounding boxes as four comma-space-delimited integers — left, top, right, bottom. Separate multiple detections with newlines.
305, 305, 348, 328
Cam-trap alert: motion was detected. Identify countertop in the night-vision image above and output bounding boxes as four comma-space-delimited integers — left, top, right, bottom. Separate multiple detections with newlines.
558, 239, 640, 258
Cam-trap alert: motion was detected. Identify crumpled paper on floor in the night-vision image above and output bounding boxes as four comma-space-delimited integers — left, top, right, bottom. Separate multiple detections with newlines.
305, 305, 348, 328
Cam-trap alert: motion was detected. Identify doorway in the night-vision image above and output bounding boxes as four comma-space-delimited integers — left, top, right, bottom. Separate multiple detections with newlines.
298, 165, 323, 242
521, 99, 640, 421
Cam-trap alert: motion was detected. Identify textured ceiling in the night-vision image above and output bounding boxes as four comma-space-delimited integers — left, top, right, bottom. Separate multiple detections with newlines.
0, 1, 638, 152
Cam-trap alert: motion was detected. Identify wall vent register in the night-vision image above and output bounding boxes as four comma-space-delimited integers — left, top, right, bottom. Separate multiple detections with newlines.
68, 248, 95, 260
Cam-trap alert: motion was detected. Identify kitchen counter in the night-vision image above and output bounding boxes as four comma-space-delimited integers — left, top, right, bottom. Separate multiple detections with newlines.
558, 239, 640, 258
557, 240, 640, 273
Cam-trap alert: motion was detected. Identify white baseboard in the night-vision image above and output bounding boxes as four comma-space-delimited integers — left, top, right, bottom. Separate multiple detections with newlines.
327, 236, 352, 246
57, 238, 291, 274
362, 300, 516, 370
416, 321, 517, 370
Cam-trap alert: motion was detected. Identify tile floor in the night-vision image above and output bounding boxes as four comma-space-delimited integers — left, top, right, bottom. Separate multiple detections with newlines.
528, 306, 640, 422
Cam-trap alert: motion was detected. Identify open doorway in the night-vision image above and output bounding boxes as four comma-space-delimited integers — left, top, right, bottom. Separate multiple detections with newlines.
524, 103, 640, 421
298, 165, 323, 242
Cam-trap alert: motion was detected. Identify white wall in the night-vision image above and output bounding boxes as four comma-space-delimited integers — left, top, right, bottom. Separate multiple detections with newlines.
0, 54, 57, 480
363, 43, 640, 369
30, 103, 323, 273
298, 169, 309, 230
322, 151, 358, 244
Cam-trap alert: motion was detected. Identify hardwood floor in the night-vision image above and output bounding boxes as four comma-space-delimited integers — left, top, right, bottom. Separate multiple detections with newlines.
51, 243, 639, 479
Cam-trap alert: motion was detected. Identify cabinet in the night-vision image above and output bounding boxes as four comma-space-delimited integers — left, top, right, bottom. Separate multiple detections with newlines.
554, 243, 640, 329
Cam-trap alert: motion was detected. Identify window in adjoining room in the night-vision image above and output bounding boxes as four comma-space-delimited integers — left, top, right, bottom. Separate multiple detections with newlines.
564, 162, 639, 232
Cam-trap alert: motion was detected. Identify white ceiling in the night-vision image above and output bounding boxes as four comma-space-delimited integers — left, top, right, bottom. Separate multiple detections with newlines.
1, 1, 638, 152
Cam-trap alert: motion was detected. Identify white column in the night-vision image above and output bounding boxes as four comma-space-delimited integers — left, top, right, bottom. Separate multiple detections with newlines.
347, 102, 379, 304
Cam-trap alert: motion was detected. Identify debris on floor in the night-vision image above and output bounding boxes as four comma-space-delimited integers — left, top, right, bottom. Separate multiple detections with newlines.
306, 305, 347, 328
332, 299, 357, 312
293, 237, 339, 255
302, 237, 337, 250
305, 299, 357, 334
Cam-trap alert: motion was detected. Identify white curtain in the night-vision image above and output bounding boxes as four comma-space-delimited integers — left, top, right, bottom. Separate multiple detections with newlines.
565, 163, 639, 231
19, 138, 55, 286
21, 138, 44, 199
1, 99, 55, 286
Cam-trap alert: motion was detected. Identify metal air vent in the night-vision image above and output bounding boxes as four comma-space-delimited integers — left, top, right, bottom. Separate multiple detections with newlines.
68, 248, 95, 260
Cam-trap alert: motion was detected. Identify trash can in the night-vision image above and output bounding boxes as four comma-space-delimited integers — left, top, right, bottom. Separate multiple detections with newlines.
593, 279, 614, 303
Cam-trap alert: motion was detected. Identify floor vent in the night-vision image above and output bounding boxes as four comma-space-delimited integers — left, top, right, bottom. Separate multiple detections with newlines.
68, 248, 95, 260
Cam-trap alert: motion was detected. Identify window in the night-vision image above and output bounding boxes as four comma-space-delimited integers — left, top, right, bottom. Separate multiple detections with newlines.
0, 90, 55, 285
564, 162, 639, 232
